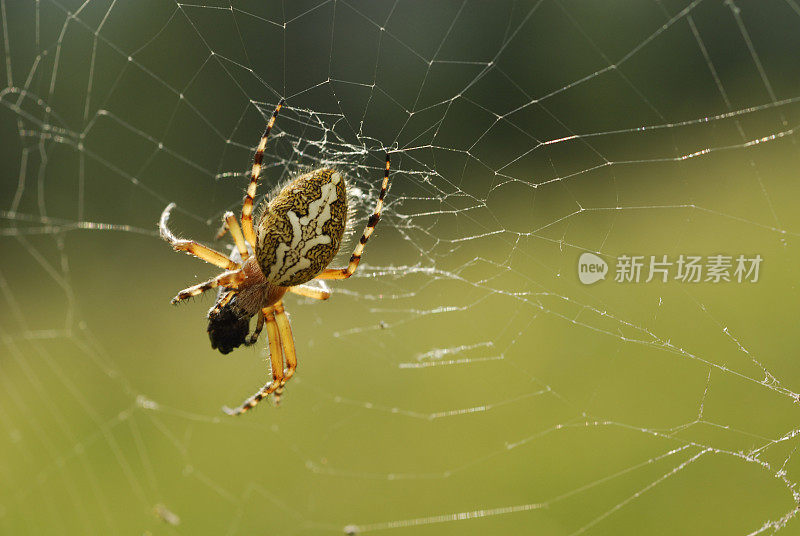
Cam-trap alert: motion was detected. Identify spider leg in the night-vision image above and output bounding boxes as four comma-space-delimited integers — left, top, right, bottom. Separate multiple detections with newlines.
241, 99, 284, 247
223, 307, 284, 416
289, 282, 330, 300
273, 303, 297, 385
160, 203, 240, 270
317, 153, 390, 280
244, 309, 266, 346
209, 289, 236, 317
170, 270, 246, 304
215, 211, 249, 261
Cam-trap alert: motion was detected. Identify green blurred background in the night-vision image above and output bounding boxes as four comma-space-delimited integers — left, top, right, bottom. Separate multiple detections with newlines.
2, 0, 800, 534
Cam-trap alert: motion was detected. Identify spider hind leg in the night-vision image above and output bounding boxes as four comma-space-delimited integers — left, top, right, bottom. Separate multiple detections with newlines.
223, 307, 285, 416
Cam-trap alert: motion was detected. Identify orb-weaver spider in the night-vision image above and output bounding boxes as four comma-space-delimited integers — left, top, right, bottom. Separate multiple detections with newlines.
159, 99, 390, 415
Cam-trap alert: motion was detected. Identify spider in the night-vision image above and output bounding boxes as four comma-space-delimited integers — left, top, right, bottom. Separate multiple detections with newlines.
159, 99, 390, 416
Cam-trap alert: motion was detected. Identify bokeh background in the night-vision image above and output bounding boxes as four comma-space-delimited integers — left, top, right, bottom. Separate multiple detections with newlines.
2, 0, 800, 534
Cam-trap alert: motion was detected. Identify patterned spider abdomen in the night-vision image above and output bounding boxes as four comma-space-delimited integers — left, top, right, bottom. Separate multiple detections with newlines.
255, 168, 348, 286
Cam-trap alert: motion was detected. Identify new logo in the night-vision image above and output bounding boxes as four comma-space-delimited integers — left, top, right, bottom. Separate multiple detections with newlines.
578, 253, 608, 285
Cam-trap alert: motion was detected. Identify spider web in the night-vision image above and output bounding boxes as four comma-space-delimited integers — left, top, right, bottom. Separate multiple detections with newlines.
2, 0, 800, 534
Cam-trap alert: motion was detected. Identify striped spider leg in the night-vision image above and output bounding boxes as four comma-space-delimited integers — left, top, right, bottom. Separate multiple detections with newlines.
316, 153, 391, 281
222, 300, 300, 415
241, 99, 284, 247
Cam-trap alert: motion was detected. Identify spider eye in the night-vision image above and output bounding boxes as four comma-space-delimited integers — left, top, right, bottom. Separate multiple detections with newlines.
207, 300, 251, 354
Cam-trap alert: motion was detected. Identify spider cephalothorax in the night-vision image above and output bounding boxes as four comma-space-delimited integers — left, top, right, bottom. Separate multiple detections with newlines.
159, 99, 391, 415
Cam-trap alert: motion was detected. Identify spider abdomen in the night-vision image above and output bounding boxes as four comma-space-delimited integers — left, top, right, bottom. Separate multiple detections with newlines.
255, 168, 348, 286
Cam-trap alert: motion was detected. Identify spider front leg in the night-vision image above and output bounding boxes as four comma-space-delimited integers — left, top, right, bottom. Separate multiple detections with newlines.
215, 211, 250, 261
317, 153, 390, 280
223, 306, 285, 416
160, 203, 240, 270
241, 99, 284, 247
171, 270, 246, 304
